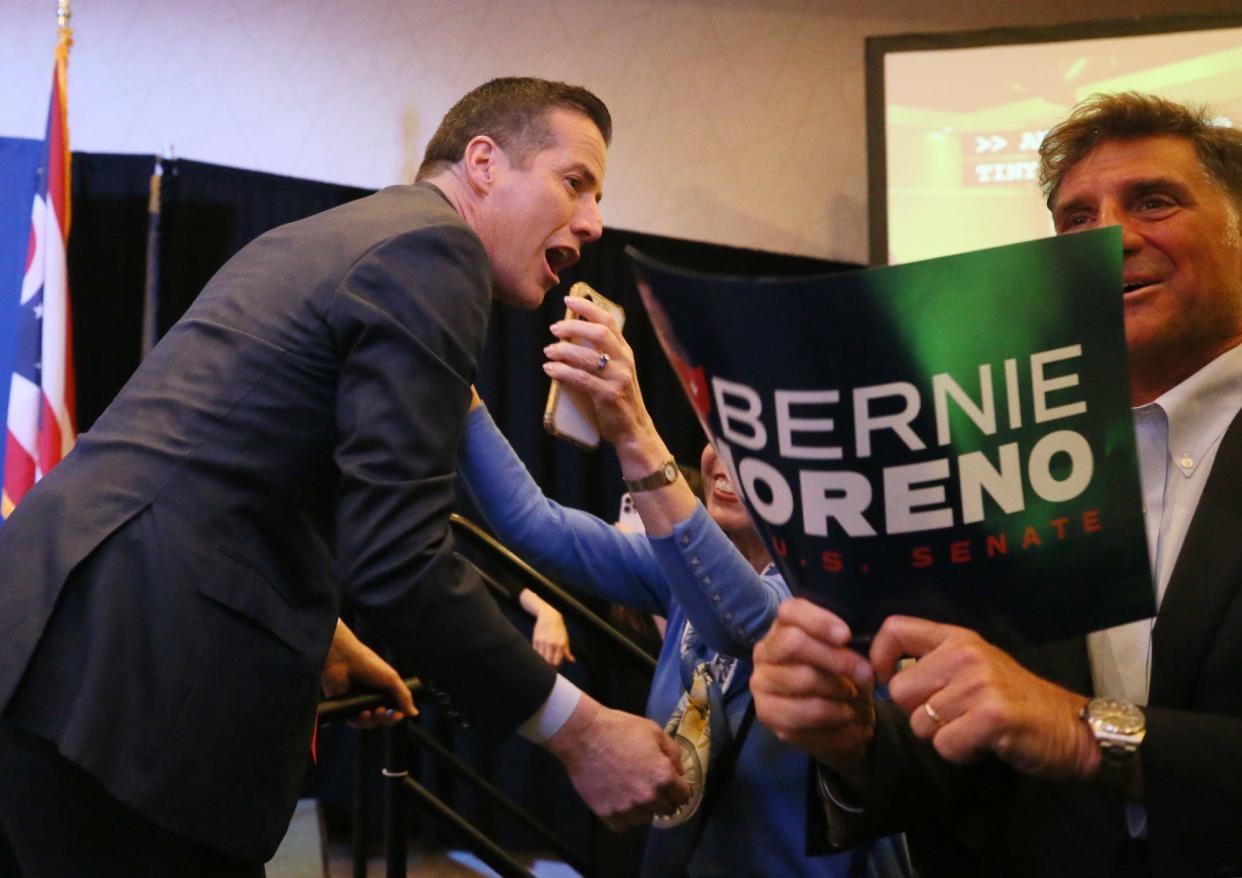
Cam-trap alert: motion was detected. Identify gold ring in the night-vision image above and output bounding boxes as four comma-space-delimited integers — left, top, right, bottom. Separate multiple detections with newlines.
923, 700, 944, 726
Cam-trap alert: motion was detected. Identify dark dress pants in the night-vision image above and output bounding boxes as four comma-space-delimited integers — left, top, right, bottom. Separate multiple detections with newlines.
0, 722, 264, 878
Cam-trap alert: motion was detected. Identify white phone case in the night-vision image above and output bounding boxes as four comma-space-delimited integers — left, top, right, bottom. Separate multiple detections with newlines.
543, 282, 626, 450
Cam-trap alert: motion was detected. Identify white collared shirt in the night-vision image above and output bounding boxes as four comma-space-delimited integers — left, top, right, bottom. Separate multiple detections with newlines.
1088, 341, 1242, 705
1088, 344, 1242, 838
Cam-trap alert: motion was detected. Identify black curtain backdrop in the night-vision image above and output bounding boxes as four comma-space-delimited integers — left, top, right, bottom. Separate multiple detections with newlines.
68, 153, 159, 431
155, 159, 373, 335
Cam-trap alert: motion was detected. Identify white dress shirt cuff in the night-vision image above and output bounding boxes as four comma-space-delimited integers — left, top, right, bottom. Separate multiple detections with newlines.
517, 674, 582, 743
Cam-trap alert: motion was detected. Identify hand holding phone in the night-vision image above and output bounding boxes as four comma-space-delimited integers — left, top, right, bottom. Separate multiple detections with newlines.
543, 282, 626, 449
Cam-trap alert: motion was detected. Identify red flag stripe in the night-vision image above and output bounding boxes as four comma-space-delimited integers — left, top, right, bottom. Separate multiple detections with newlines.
3, 432, 36, 510
37, 394, 63, 475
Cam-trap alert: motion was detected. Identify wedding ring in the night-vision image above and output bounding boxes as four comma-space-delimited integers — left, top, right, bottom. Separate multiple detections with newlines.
923, 700, 944, 726
596, 352, 610, 372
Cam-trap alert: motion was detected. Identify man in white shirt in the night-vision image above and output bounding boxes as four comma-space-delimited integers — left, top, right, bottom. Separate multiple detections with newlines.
750, 92, 1242, 877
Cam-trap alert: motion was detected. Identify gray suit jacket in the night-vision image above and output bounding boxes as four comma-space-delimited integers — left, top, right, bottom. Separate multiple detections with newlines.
0, 183, 556, 861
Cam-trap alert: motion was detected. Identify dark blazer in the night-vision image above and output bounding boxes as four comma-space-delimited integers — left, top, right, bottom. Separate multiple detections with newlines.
0, 183, 556, 862
813, 410, 1242, 877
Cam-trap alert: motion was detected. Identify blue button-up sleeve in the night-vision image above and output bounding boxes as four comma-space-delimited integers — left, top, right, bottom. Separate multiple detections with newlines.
457, 406, 670, 616
648, 504, 787, 657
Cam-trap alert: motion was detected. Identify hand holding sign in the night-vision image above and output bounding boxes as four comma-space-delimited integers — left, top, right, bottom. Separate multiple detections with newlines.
870, 616, 1100, 781
751, 598, 878, 789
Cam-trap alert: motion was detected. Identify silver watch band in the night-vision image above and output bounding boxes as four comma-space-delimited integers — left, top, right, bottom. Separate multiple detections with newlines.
1081, 697, 1145, 788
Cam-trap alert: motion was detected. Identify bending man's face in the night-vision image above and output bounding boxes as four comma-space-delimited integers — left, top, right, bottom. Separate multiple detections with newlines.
482, 108, 607, 309
1051, 135, 1242, 394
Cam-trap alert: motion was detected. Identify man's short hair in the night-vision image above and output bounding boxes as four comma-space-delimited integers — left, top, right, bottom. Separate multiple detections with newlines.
1039, 91, 1242, 215
416, 77, 611, 180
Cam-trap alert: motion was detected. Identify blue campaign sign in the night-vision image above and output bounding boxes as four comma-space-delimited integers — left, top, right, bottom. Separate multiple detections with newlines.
0, 137, 44, 479
630, 230, 1153, 650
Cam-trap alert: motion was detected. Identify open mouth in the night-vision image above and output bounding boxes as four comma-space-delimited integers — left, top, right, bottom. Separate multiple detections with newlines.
545, 246, 579, 281
1123, 280, 1156, 294
712, 472, 738, 502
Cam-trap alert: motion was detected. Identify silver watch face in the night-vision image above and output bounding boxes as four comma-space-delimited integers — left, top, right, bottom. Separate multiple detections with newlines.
1088, 697, 1145, 736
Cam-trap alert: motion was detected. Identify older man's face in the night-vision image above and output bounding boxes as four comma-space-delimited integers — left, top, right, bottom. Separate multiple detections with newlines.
1051, 135, 1242, 402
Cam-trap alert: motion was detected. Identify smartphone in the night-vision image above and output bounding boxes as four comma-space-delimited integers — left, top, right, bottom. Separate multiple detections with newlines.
615, 491, 646, 534
543, 282, 626, 450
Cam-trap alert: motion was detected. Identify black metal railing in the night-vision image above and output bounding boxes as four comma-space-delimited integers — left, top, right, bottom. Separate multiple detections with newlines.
318, 514, 661, 878
319, 671, 577, 877
450, 513, 658, 671
316, 677, 423, 725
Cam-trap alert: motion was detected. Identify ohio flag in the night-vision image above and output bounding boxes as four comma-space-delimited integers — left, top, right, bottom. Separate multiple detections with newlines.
2, 31, 76, 518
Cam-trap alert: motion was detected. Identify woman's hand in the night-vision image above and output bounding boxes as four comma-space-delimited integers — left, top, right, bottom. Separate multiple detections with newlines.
543, 293, 696, 537
520, 589, 575, 668
543, 295, 654, 451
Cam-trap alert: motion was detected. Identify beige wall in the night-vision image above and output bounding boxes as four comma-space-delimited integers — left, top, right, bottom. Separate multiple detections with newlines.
2, 0, 1237, 263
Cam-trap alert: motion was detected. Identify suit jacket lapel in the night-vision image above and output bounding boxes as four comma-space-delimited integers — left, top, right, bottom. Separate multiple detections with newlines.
1150, 408, 1242, 706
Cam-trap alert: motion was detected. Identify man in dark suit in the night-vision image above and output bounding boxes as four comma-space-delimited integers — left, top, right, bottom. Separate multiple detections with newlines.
750, 92, 1242, 877
0, 77, 687, 876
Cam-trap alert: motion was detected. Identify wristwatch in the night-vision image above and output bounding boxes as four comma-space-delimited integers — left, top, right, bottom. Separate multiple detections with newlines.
624, 458, 679, 493
1081, 696, 1145, 787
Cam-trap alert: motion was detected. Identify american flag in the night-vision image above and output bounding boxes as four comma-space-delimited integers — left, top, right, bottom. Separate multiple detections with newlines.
2, 27, 76, 519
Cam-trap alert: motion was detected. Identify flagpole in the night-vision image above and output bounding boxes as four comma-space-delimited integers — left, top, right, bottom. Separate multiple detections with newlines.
56, 0, 73, 75
54, 0, 73, 233
54, 0, 77, 453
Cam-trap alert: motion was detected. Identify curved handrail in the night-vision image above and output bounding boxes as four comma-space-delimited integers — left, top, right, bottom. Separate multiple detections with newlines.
316, 676, 422, 725
450, 512, 658, 671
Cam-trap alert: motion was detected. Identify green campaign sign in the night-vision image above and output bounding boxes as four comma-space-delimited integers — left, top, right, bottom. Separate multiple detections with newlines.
632, 228, 1154, 649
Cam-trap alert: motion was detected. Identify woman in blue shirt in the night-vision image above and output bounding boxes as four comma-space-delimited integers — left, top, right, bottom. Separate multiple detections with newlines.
458, 295, 908, 877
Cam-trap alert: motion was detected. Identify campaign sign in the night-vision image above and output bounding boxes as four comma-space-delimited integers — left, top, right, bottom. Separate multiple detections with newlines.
631, 228, 1154, 649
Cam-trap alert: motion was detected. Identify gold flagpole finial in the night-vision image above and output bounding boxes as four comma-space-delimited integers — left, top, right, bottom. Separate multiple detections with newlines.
56, 0, 73, 53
